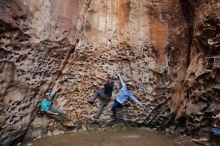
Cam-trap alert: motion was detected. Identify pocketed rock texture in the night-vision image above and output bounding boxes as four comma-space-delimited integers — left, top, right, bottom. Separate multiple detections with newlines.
0, 0, 219, 145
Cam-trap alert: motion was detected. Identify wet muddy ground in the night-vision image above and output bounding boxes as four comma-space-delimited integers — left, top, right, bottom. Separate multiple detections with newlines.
21, 127, 198, 146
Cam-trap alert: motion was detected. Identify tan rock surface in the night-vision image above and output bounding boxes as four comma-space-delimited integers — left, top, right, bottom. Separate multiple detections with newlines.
0, 0, 219, 145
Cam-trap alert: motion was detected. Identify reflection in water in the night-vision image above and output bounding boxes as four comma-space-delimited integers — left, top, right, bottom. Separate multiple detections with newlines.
22, 128, 198, 146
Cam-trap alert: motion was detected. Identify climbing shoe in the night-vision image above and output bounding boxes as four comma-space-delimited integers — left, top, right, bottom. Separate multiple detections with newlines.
87, 100, 94, 105
110, 114, 117, 119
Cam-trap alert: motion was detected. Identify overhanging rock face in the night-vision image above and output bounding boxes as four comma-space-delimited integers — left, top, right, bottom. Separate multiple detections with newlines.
0, 0, 219, 145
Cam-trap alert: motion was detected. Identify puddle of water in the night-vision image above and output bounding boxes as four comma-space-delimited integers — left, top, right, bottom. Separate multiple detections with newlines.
22, 128, 198, 146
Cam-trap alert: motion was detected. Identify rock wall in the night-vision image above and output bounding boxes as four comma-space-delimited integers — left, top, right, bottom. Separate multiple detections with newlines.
179, 0, 220, 138
0, 0, 219, 145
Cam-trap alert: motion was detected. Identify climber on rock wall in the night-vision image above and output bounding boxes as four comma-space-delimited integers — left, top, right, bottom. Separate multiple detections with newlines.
111, 74, 142, 119
87, 75, 115, 119
40, 85, 71, 125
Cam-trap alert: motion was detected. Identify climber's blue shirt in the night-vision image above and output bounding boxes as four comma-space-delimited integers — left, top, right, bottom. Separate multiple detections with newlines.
41, 91, 55, 112
116, 77, 140, 105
